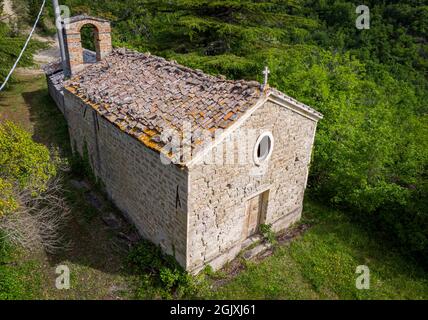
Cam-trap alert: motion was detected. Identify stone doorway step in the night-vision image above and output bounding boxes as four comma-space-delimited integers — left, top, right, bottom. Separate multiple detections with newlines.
240, 235, 272, 260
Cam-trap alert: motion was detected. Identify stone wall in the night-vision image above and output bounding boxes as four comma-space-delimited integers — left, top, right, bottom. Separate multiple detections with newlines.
186, 100, 317, 272
46, 72, 65, 113
63, 89, 188, 267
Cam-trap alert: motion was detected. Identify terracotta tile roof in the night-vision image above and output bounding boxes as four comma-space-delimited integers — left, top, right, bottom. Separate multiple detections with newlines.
43, 50, 96, 76
48, 69, 65, 93
43, 60, 63, 76
64, 48, 262, 156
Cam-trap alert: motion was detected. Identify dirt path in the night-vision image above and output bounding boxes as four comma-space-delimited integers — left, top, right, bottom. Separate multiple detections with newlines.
16, 32, 60, 76
2, 0, 16, 20
2, 0, 61, 76
16, 36, 60, 76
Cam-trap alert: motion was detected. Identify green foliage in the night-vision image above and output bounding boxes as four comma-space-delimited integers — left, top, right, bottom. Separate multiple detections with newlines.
0, 235, 41, 299
0, 237, 24, 300
0, 20, 45, 89
0, 121, 57, 219
127, 240, 207, 299
0, 121, 56, 191
0, 178, 18, 217
212, 201, 428, 299
70, 140, 95, 180
80, 24, 96, 52
259, 223, 277, 245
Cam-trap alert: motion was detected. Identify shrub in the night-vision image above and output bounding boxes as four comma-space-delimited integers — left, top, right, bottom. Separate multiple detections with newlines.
0, 121, 69, 253
127, 240, 207, 299
0, 178, 18, 218
259, 223, 277, 245
0, 121, 56, 190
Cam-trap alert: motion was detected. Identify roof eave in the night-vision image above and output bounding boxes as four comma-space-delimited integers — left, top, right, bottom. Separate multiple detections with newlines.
267, 91, 323, 122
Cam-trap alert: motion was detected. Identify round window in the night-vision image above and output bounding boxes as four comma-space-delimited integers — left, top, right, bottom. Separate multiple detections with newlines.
254, 132, 274, 165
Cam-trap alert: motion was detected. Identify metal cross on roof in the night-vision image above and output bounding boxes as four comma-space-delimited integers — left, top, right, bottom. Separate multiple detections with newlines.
262, 66, 270, 87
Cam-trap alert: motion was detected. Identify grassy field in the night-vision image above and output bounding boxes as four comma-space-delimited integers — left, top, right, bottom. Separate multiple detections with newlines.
210, 202, 428, 299
0, 75, 427, 300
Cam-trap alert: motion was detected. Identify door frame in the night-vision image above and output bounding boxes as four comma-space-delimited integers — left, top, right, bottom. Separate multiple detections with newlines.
242, 189, 270, 239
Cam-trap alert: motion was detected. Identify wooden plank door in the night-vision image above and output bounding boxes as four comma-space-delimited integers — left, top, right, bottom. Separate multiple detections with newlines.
245, 195, 261, 238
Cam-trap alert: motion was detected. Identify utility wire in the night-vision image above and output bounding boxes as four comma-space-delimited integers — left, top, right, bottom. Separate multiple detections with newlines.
0, 0, 46, 92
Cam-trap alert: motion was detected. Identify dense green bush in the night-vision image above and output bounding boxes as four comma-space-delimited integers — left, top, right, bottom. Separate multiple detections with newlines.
0, 178, 18, 218
0, 121, 56, 191
0, 120, 57, 229
127, 240, 206, 299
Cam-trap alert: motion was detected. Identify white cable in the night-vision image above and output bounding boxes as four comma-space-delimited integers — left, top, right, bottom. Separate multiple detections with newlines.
0, 0, 46, 92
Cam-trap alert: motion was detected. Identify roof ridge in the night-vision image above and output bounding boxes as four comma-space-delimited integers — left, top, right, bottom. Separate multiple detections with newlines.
112, 48, 261, 87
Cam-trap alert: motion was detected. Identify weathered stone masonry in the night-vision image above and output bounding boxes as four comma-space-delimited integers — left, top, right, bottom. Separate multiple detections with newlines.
187, 100, 317, 272
62, 88, 318, 272
63, 90, 188, 267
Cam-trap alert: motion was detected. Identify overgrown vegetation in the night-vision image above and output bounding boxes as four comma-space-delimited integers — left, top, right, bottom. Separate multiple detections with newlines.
0, 121, 55, 192
259, 223, 277, 245
0, 121, 69, 256
0, 14, 45, 88
125, 201, 428, 300
127, 240, 209, 299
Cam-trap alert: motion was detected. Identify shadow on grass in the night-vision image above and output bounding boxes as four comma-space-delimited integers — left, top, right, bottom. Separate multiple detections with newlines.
22, 87, 136, 282
23, 88, 70, 154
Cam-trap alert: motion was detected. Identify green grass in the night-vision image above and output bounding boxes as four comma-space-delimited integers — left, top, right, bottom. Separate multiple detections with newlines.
0, 236, 43, 300
209, 202, 428, 300
0, 73, 70, 152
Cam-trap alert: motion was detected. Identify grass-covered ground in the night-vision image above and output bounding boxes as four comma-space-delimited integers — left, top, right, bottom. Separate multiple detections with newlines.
0, 75, 427, 300
211, 202, 427, 299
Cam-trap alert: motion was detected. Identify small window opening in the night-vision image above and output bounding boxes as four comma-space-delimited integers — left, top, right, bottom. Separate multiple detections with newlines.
254, 132, 274, 165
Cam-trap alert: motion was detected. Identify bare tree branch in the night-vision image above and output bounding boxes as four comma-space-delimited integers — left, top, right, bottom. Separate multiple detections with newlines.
0, 176, 71, 253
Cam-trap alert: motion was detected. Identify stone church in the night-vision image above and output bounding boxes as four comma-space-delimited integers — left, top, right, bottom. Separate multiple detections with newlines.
45, 16, 323, 273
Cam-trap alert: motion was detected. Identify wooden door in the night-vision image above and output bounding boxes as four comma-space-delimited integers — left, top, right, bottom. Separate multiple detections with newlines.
245, 195, 261, 238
